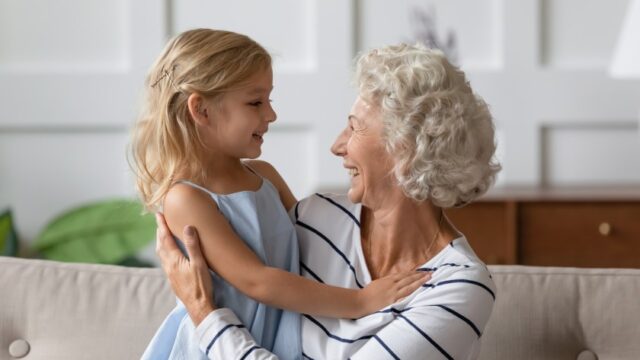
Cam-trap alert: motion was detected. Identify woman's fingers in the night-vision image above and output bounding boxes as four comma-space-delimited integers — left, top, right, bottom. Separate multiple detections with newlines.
155, 213, 181, 266
154, 218, 215, 324
182, 225, 206, 268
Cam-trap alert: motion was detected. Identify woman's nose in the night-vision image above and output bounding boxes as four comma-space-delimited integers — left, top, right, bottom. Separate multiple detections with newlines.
331, 127, 348, 156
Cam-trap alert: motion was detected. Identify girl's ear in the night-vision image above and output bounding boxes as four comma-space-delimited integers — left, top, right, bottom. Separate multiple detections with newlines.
187, 93, 210, 126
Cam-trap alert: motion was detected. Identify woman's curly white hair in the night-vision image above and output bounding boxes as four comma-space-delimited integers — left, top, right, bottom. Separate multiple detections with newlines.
355, 44, 501, 208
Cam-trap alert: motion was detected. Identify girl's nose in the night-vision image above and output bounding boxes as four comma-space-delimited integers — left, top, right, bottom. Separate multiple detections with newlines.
266, 102, 277, 123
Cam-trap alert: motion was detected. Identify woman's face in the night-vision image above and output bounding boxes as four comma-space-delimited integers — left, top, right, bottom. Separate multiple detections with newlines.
331, 96, 395, 205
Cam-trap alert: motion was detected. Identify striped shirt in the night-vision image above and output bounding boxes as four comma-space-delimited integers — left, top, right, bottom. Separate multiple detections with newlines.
195, 193, 496, 359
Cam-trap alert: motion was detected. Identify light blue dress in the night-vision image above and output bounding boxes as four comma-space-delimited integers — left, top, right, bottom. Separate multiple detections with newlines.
141, 174, 302, 360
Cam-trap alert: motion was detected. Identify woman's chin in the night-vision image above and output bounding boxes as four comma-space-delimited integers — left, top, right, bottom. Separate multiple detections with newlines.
346, 187, 362, 204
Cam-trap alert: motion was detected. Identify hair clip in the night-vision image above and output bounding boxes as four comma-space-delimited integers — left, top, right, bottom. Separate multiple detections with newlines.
150, 66, 181, 92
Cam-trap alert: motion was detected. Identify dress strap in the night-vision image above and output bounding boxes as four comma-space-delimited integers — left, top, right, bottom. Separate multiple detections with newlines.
242, 162, 280, 195
174, 180, 220, 204
242, 162, 261, 177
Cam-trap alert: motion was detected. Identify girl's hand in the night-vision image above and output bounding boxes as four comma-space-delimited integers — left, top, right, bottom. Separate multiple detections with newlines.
155, 213, 216, 326
358, 271, 431, 316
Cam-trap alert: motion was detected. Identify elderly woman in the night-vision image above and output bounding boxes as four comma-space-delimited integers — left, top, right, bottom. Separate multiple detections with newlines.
156, 43, 500, 359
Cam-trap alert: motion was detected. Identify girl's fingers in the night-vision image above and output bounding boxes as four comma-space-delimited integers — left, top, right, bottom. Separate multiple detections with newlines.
394, 271, 430, 288
394, 272, 431, 299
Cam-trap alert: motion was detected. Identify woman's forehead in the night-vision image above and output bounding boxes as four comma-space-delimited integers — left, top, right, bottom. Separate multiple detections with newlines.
351, 97, 380, 120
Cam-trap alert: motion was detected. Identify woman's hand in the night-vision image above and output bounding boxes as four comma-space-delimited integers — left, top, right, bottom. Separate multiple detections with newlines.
358, 271, 431, 316
155, 213, 216, 326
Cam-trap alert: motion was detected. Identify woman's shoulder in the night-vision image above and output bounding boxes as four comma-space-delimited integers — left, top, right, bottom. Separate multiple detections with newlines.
432, 237, 495, 286
413, 237, 496, 305
297, 192, 354, 210
294, 193, 358, 222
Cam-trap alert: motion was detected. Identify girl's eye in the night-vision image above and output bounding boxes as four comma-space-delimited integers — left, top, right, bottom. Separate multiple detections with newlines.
249, 101, 262, 107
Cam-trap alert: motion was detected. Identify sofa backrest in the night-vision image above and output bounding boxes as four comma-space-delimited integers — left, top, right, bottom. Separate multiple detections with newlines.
2, 257, 640, 359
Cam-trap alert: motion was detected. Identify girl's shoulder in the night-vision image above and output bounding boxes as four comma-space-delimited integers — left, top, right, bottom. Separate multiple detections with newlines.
163, 182, 217, 215
244, 160, 296, 210
243, 160, 278, 182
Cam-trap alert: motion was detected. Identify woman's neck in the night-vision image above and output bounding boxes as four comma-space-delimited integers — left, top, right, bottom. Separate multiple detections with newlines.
361, 194, 458, 279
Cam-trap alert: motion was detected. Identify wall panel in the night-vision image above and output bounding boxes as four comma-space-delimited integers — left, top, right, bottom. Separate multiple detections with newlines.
358, 0, 503, 70
540, 0, 630, 69
0, 130, 134, 241
0, 0, 129, 73
542, 123, 640, 184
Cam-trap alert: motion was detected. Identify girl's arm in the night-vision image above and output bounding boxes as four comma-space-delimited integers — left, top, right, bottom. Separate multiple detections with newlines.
155, 214, 277, 359
164, 185, 428, 319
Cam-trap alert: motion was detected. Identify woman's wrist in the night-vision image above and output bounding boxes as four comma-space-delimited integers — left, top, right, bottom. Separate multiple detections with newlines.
189, 300, 217, 326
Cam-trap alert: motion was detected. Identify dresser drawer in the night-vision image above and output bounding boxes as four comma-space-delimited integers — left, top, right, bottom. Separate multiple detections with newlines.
446, 202, 515, 264
520, 202, 640, 268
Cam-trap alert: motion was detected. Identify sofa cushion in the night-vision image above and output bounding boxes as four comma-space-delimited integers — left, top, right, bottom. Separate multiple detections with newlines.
0, 256, 173, 359
481, 265, 640, 360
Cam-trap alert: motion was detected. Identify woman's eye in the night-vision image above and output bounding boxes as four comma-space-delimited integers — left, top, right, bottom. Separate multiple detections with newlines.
249, 101, 262, 107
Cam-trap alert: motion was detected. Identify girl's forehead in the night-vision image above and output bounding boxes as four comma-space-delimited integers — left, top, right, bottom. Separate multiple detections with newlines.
237, 68, 273, 93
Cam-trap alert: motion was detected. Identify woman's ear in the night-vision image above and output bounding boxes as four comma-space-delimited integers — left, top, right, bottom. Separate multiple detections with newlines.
187, 93, 209, 127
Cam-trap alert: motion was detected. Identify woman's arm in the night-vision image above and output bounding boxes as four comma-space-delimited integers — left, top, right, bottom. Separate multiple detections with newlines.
348, 268, 496, 359
164, 185, 428, 319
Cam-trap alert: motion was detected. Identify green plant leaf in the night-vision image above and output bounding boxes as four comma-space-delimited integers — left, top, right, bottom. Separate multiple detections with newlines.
0, 209, 19, 256
33, 199, 155, 264
117, 255, 154, 268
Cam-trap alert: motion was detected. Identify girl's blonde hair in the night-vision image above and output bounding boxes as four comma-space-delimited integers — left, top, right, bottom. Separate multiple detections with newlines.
130, 29, 271, 212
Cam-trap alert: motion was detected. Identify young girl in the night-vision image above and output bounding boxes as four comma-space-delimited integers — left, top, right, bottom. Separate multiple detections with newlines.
131, 29, 428, 360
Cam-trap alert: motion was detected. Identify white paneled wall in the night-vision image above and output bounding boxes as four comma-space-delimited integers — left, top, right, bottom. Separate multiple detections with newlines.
1, 0, 639, 244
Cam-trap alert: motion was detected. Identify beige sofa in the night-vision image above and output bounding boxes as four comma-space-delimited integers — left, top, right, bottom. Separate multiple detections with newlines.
1, 256, 639, 359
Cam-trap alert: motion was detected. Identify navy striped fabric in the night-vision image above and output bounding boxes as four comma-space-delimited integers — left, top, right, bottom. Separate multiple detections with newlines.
294, 194, 496, 359
195, 193, 496, 359
206, 324, 245, 356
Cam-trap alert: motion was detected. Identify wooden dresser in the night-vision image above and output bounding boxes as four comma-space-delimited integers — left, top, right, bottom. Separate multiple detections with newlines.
446, 186, 640, 268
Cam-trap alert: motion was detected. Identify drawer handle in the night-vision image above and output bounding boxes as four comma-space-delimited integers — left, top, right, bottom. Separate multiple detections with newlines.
599, 222, 612, 236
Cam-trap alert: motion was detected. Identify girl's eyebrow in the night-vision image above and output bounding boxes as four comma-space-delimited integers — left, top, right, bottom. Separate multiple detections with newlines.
246, 86, 273, 95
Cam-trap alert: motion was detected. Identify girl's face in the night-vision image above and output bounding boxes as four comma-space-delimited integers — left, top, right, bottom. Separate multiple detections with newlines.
203, 67, 276, 160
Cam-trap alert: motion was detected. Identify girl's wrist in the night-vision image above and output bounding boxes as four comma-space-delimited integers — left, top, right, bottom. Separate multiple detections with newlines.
354, 289, 369, 318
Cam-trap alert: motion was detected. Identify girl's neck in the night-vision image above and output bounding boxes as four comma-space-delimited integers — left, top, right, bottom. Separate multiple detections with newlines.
182, 154, 260, 195
203, 153, 245, 178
